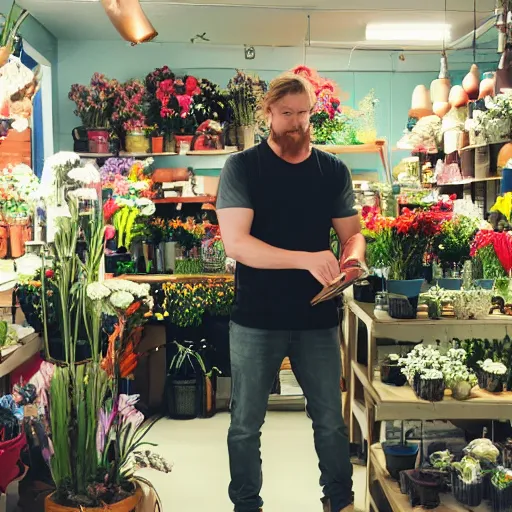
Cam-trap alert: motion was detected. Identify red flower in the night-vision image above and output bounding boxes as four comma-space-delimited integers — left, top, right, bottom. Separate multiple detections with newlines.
176, 94, 193, 117
185, 76, 200, 96
103, 198, 120, 222
45, 269, 54, 279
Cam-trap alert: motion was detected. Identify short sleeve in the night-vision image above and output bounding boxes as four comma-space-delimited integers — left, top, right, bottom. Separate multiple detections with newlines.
332, 160, 357, 218
216, 154, 253, 210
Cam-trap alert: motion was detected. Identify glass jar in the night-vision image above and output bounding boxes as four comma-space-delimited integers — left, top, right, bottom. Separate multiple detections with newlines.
125, 131, 150, 154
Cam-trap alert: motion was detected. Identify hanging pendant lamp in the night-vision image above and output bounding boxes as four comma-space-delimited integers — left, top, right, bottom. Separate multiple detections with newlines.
462, 0, 480, 100
100, 0, 158, 45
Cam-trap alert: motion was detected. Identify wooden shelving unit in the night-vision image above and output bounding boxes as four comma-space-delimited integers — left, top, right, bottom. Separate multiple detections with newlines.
369, 444, 491, 512
342, 292, 512, 511
152, 196, 216, 204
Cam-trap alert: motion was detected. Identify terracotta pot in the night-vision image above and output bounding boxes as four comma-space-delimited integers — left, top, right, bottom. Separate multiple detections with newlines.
151, 136, 164, 153
0, 225, 8, 259
479, 72, 496, 99
45, 484, 143, 512
462, 64, 480, 100
9, 223, 26, 258
449, 85, 469, 108
174, 135, 194, 154
430, 78, 451, 103
0, 46, 10, 67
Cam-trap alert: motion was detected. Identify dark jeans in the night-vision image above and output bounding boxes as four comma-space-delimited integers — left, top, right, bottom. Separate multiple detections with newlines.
227, 321, 353, 512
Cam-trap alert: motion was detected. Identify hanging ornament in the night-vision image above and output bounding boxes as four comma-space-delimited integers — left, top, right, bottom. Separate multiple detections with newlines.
410, 84, 433, 119
449, 85, 469, 108
479, 71, 496, 99
462, 64, 480, 100
433, 102, 451, 118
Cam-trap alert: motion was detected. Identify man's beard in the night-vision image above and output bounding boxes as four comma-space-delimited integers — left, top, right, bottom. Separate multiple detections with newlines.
270, 124, 310, 158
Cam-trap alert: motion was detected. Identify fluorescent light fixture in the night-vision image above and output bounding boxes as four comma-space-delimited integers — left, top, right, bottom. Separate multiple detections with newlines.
366, 23, 451, 42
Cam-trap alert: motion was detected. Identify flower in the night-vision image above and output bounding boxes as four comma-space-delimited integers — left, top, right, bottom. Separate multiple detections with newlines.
110, 290, 135, 309
118, 394, 144, 430
45, 152, 81, 171
45, 269, 55, 279
67, 163, 101, 185
421, 369, 443, 380
86, 282, 111, 301
478, 359, 508, 375
135, 197, 156, 216
68, 188, 98, 200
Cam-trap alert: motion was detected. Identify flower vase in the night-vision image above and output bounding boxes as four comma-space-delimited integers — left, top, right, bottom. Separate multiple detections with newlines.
174, 135, 194, 154
125, 131, 150, 153
413, 374, 445, 402
387, 279, 423, 319
200, 238, 226, 273
8, 218, 30, 258
87, 128, 109, 153
151, 135, 164, 153
239, 125, 255, 150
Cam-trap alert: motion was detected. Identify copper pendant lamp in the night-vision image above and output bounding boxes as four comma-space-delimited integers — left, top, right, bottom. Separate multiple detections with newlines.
100, 0, 158, 45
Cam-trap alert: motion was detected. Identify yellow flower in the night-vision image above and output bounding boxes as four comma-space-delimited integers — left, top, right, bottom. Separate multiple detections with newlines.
155, 313, 164, 321
163, 311, 169, 317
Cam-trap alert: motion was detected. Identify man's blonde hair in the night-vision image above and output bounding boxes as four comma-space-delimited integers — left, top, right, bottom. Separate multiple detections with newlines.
260, 72, 317, 119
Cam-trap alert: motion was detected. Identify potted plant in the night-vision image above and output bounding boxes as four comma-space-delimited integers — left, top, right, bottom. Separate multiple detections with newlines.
399, 344, 444, 386
441, 348, 477, 400
171, 217, 208, 274
490, 466, 512, 512
38, 152, 166, 511
420, 285, 451, 319
451, 456, 484, 507
478, 359, 508, 392
451, 289, 493, 320
429, 450, 453, 489
414, 369, 445, 402
380, 354, 407, 386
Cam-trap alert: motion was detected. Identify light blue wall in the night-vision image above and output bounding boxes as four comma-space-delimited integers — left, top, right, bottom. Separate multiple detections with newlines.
0, 0, 59, 149
56, 39, 500, 180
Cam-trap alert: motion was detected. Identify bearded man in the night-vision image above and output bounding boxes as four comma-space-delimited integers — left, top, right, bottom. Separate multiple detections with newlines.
216, 72, 366, 512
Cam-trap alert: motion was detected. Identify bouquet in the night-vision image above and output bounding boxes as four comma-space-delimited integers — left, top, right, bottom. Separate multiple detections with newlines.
471, 230, 512, 279
0, 163, 39, 218
227, 69, 267, 127
111, 79, 147, 133
68, 72, 119, 128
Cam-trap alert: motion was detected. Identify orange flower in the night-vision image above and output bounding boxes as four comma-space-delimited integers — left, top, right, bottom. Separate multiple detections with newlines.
125, 301, 141, 316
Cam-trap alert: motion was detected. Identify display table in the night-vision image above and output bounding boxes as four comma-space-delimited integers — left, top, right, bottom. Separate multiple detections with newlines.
117, 273, 234, 284
342, 294, 512, 511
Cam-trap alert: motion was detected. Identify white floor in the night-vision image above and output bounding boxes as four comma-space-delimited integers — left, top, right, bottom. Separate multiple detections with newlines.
139, 411, 366, 512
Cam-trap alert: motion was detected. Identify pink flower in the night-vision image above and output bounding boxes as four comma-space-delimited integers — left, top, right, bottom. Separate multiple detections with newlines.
177, 94, 193, 117
118, 394, 144, 430
105, 224, 116, 241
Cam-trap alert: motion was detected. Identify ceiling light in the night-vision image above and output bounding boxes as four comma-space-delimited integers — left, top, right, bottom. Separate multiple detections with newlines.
100, 0, 157, 45
366, 23, 451, 42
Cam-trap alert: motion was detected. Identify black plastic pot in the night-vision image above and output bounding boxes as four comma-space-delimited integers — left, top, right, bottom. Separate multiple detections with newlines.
353, 275, 383, 303
388, 295, 420, 320
478, 370, 506, 393
400, 469, 442, 508
166, 376, 202, 419
413, 375, 445, 402
451, 473, 483, 507
490, 481, 512, 512
381, 363, 407, 387
383, 442, 419, 480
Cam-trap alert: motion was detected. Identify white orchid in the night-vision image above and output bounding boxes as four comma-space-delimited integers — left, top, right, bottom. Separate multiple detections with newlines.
135, 197, 156, 216
67, 163, 100, 185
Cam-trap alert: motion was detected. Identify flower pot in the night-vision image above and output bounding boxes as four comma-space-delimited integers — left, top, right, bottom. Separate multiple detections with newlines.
87, 129, 109, 153
452, 472, 483, 506
382, 442, 419, 480
44, 484, 143, 511
490, 481, 512, 512
166, 376, 202, 419
474, 279, 495, 290
386, 279, 424, 319
0, 224, 8, 259
151, 135, 164, 153
400, 469, 442, 508
174, 135, 194, 154
237, 125, 255, 150
125, 131, 150, 153
386, 279, 423, 298
174, 257, 202, 275
451, 380, 473, 401
353, 275, 383, 303
380, 363, 407, 387
8, 222, 27, 258
478, 370, 506, 393
413, 375, 445, 402
437, 278, 462, 291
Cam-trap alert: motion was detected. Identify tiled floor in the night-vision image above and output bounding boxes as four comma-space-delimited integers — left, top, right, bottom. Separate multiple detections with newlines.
139, 411, 366, 512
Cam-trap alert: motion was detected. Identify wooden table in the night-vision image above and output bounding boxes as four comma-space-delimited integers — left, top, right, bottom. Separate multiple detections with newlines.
369, 444, 491, 512
342, 295, 512, 511
117, 273, 234, 284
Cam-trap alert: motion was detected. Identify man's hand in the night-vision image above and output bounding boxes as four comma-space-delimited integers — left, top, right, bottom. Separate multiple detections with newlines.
300, 250, 341, 286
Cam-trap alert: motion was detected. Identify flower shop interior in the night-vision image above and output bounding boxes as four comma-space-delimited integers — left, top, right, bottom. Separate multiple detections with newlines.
6, 0, 512, 511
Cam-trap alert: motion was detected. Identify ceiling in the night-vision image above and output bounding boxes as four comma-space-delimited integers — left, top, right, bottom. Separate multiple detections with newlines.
18, 0, 499, 48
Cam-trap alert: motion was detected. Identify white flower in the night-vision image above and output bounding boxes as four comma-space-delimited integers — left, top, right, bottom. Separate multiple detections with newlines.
130, 182, 149, 191
136, 283, 151, 298
135, 197, 156, 216
68, 188, 98, 200
421, 369, 443, 380
11, 163, 33, 176
478, 359, 507, 375
45, 152, 80, 171
110, 290, 135, 310
116, 198, 135, 208
144, 296, 155, 311
388, 354, 400, 362
103, 279, 147, 298
67, 163, 100, 185
87, 282, 111, 301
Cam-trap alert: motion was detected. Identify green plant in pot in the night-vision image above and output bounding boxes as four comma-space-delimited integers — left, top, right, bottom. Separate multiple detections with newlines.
380, 354, 407, 386
477, 359, 508, 392
441, 348, 477, 401
451, 456, 484, 507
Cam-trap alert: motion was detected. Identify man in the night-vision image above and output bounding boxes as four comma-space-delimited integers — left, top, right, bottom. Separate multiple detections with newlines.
216, 72, 366, 512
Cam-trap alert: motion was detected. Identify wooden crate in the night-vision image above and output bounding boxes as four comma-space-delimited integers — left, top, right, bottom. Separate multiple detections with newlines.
0, 128, 32, 168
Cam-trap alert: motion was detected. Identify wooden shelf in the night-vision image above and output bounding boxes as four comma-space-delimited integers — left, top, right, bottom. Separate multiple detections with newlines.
117, 273, 234, 284
153, 196, 216, 204
0, 332, 41, 379
370, 444, 491, 512
353, 360, 512, 422
437, 176, 501, 186
314, 139, 386, 155
78, 149, 238, 158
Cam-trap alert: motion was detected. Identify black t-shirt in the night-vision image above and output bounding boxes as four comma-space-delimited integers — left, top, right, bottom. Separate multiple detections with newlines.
216, 140, 357, 330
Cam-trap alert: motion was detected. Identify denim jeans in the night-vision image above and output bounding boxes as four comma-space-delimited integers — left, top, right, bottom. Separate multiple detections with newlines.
227, 321, 353, 512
